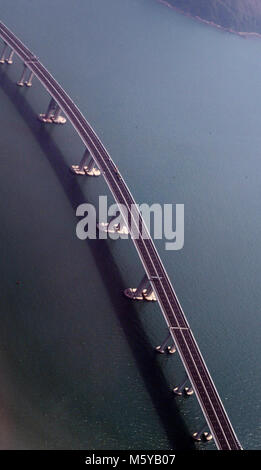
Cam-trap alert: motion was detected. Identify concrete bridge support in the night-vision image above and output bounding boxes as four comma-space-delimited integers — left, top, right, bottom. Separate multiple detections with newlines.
5, 49, 14, 64
86, 156, 97, 175
167, 344, 176, 354
124, 274, 157, 301
38, 97, 56, 122
192, 424, 213, 442
25, 70, 34, 87
46, 98, 57, 119
173, 376, 194, 396
52, 105, 63, 122
97, 213, 128, 236
155, 332, 171, 354
17, 65, 34, 87
155, 332, 176, 354
71, 148, 100, 176
0, 42, 8, 63
38, 97, 66, 124
17, 64, 28, 86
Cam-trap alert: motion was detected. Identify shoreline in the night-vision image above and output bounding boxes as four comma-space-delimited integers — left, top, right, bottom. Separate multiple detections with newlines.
158, 0, 261, 40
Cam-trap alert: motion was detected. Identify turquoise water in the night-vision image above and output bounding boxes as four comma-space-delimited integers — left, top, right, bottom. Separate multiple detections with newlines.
0, 0, 260, 449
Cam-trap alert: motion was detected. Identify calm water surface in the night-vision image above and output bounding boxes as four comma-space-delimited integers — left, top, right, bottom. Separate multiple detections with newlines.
0, 0, 260, 450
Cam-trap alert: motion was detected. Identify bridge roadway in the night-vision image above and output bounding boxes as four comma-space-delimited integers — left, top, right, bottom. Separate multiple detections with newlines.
0, 21, 242, 450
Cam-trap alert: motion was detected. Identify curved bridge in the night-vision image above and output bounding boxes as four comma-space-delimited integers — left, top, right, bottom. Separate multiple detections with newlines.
0, 20, 242, 450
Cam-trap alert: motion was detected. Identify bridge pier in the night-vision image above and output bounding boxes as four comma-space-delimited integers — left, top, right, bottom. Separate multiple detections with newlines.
86, 156, 101, 176
38, 97, 56, 122
52, 105, 65, 123
173, 376, 194, 396
97, 214, 128, 236
38, 97, 66, 124
167, 344, 176, 354
71, 148, 89, 175
25, 70, 34, 87
0, 42, 8, 63
192, 424, 213, 442
144, 283, 157, 301
17, 65, 34, 87
71, 148, 100, 176
124, 274, 157, 301
46, 98, 57, 120
17, 64, 28, 86
5, 49, 14, 64
155, 332, 171, 354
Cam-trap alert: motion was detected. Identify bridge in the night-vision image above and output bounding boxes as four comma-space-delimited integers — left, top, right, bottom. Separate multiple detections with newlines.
0, 20, 242, 450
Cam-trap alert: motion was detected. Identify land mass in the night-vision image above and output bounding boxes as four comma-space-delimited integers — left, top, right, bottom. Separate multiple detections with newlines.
163, 0, 261, 35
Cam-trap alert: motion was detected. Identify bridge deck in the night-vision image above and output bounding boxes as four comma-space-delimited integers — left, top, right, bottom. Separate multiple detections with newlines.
0, 21, 242, 450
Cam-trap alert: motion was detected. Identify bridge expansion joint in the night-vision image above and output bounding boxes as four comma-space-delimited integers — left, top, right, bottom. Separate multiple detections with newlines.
170, 326, 191, 331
